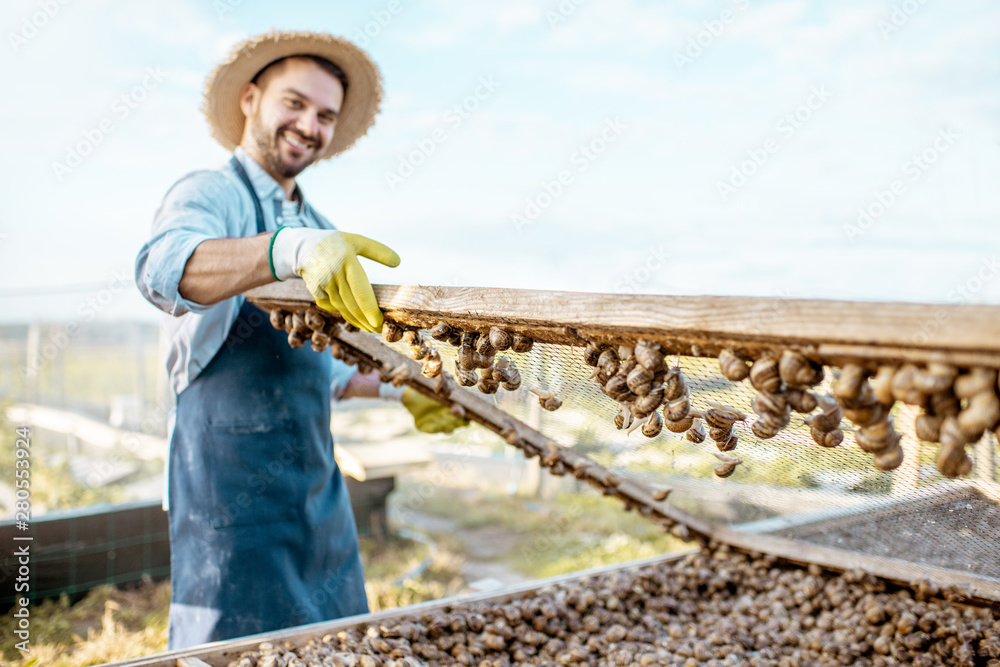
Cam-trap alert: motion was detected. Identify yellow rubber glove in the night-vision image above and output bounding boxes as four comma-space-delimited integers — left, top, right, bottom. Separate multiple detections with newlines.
402, 388, 470, 434
271, 229, 400, 332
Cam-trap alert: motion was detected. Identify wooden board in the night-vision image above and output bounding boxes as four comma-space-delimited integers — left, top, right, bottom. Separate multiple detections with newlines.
247, 282, 1000, 367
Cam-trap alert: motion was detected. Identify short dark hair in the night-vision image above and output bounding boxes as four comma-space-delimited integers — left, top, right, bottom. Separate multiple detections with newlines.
251, 55, 348, 93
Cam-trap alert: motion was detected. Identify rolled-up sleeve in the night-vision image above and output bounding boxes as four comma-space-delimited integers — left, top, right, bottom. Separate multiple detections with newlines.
135, 170, 233, 317
329, 360, 358, 401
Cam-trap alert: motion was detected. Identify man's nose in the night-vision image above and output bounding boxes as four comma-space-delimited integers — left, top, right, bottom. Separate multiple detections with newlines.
294, 111, 319, 139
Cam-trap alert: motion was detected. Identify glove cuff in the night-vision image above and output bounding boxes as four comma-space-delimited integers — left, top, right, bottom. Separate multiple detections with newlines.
268, 226, 288, 281
270, 227, 333, 281
378, 382, 406, 402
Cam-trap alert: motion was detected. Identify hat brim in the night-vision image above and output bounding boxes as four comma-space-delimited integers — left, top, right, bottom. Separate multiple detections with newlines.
203, 30, 382, 159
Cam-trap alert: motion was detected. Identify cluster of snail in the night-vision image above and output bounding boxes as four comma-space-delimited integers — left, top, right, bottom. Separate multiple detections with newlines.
225, 545, 1000, 667
720, 349, 1000, 479
380, 321, 560, 411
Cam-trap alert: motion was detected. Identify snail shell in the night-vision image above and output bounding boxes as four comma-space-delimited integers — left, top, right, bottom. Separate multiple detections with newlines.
708, 424, 732, 443
749, 356, 781, 394
915, 413, 943, 442
454, 361, 477, 387
859, 415, 895, 442
713, 452, 742, 478
310, 335, 329, 354
408, 343, 429, 361
530, 388, 562, 411
855, 425, 898, 454
382, 321, 404, 343
634, 387, 665, 416
936, 440, 972, 478
779, 350, 824, 387
832, 364, 868, 401
474, 335, 496, 357
752, 419, 781, 440
751, 391, 789, 418
634, 340, 665, 372
329, 341, 346, 360
583, 342, 602, 367
488, 327, 512, 351
957, 391, 1000, 440
873, 441, 904, 471
686, 418, 706, 443
663, 367, 687, 400
718, 349, 750, 382
664, 395, 690, 421
291, 312, 310, 335
665, 415, 694, 433
402, 329, 421, 346
704, 408, 738, 430
457, 345, 477, 371
421, 351, 442, 378
626, 365, 654, 396
787, 388, 818, 413
806, 395, 843, 431
715, 433, 738, 452
501, 369, 522, 392
389, 364, 411, 388
614, 405, 634, 430
428, 321, 453, 341
604, 375, 631, 402
618, 345, 634, 360
510, 333, 534, 353
477, 369, 500, 394
288, 331, 307, 349
477, 353, 494, 369
953, 367, 997, 399
641, 411, 663, 438
912, 363, 958, 394
810, 425, 843, 448
939, 415, 970, 448
891, 364, 927, 405
842, 401, 889, 428
928, 391, 960, 418
305, 310, 326, 331
269, 308, 288, 331
650, 484, 672, 501
598, 348, 620, 377
872, 365, 897, 405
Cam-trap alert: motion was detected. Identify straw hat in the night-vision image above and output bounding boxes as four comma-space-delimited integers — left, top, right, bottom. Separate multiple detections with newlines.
203, 30, 382, 159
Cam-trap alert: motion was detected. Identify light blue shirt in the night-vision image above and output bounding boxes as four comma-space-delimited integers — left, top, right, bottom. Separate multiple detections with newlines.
135, 147, 358, 399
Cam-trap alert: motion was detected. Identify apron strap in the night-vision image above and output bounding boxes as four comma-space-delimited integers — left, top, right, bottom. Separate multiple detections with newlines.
229, 155, 267, 235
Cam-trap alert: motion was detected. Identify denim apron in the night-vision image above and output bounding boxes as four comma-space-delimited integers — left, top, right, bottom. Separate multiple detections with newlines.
166, 157, 368, 649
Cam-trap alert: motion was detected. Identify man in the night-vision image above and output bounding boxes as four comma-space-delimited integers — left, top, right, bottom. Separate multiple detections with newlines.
135, 30, 465, 649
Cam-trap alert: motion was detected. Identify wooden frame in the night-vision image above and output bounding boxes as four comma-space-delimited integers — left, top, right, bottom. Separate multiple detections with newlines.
248, 282, 1000, 367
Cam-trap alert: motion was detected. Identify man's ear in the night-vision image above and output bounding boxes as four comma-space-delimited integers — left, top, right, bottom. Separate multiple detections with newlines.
239, 82, 259, 117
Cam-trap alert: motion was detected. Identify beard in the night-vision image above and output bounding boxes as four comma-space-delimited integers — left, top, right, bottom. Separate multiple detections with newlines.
248, 119, 319, 180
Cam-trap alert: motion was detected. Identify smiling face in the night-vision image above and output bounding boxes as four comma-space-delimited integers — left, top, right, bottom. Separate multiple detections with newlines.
238, 57, 345, 188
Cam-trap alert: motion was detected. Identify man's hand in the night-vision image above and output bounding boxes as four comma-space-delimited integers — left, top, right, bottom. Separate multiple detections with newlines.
402, 388, 470, 434
271, 229, 400, 332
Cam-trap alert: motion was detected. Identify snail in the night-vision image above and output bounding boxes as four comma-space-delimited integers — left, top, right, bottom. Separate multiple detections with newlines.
810, 426, 843, 448
641, 411, 663, 438
474, 334, 496, 358
457, 344, 479, 372
715, 433, 738, 452
604, 375, 632, 402
663, 367, 687, 400
269, 308, 288, 331
634, 340, 665, 372
713, 452, 742, 478
665, 414, 694, 433
956, 390, 1000, 440
891, 364, 926, 405
488, 327, 512, 351
626, 365, 654, 396
936, 439, 972, 478
914, 413, 944, 442
787, 388, 818, 413
912, 362, 957, 394
633, 387, 665, 416
872, 365, 897, 405
953, 367, 997, 399
381, 321, 404, 343
718, 349, 750, 382
650, 484, 672, 501
477, 368, 500, 394
492, 357, 522, 391
510, 333, 534, 353
454, 361, 477, 387
664, 395, 690, 422
749, 356, 781, 394
832, 364, 867, 401
402, 329, 421, 346
388, 364, 411, 388
598, 348, 620, 377
686, 418, 706, 443
428, 321, 453, 341
779, 350, 824, 387
531, 388, 562, 411
408, 343, 429, 361
873, 440, 904, 471
805, 395, 843, 432
421, 350, 442, 378
614, 404, 634, 430
583, 342, 602, 367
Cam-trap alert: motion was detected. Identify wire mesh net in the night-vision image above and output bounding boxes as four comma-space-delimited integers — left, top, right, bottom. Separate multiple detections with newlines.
378, 332, 1000, 586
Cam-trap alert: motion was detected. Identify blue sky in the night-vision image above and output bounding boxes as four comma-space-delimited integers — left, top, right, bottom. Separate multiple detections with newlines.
1, 0, 999, 323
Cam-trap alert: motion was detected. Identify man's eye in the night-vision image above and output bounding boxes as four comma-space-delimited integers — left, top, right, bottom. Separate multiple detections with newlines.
286, 99, 302, 108
320, 115, 335, 125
